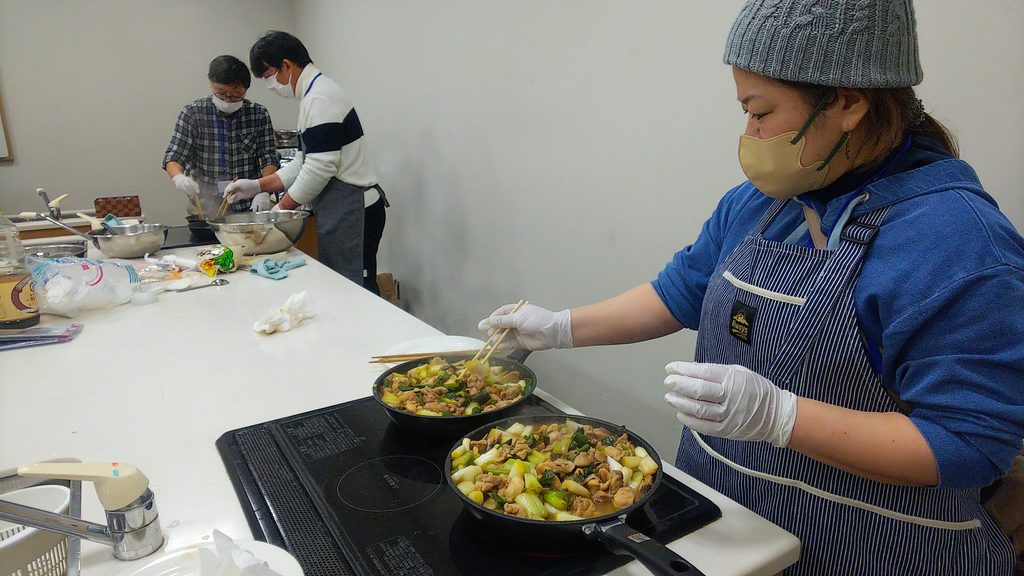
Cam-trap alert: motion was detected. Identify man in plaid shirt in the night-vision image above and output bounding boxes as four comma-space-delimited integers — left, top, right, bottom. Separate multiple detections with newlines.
163, 55, 280, 217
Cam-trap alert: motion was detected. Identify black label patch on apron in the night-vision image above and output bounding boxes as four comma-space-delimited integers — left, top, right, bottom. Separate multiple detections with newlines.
729, 300, 756, 345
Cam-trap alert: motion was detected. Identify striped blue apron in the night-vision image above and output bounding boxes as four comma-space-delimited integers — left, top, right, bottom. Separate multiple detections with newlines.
676, 198, 1015, 575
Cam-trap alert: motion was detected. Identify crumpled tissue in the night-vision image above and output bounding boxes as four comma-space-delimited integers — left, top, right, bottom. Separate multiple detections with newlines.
196, 530, 283, 575
254, 291, 315, 334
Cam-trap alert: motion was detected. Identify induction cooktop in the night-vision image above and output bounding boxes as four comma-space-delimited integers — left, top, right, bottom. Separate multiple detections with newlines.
216, 395, 720, 576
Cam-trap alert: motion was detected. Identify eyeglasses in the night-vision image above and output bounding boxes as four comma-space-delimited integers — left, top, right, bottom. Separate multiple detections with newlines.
213, 91, 245, 103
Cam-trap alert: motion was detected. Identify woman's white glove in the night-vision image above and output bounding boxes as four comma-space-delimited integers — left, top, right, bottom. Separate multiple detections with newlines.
172, 174, 200, 199
477, 304, 573, 351
224, 179, 261, 203
250, 192, 272, 212
663, 362, 798, 447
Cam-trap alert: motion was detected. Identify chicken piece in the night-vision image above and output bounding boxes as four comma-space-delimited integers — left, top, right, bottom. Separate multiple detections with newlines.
504, 503, 528, 518
422, 388, 440, 403
404, 401, 420, 413
552, 459, 576, 474
547, 429, 562, 442
613, 487, 636, 508
482, 404, 497, 412
574, 451, 595, 468
603, 445, 622, 460
585, 477, 602, 492
423, 402, 448, 413
466, 373, 485, 392
570, 496, 596, 517
474, 473, 507, 494
397, 390, 417, 403
608, 470, 624, 494
499, 387, 522, 401
594, 450, 607, 463
432, 386, 449, 395
492, 400, 512, 409
592, 490, 611, 503
469, 439, 489, 453
584, 425, 612, 444
504, 476, 525, 500
512, 441, 531, 460
496, 444, 512, 461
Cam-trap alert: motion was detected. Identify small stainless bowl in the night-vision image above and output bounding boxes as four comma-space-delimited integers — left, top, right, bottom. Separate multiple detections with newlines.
26, 242, 88, 259
207, 210, 310, 255
87, 224, 168, 258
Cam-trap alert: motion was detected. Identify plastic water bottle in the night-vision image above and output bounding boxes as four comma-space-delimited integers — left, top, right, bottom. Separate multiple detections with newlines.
0, 214, 40, 328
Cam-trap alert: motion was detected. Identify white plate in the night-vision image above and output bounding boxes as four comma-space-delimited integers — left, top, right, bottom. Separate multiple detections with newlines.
125, 540, 302, 576
380, 335, 489, 367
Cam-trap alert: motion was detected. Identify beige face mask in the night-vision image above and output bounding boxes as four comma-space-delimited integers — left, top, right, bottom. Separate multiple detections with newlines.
737, 95, 849, 199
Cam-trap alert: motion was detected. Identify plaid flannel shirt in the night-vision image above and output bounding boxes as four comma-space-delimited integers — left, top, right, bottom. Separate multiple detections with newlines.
162, 97, 279, 184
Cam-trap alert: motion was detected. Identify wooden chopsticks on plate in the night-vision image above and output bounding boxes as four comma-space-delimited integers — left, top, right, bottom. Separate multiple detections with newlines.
369, 349, 482, 365
370, 299, 528, 366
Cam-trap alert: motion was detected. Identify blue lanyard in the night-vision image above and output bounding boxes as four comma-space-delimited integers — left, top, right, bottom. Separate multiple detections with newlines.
304, 73, 322, 97
802, 135, 914, 248
215, 111, 235, 177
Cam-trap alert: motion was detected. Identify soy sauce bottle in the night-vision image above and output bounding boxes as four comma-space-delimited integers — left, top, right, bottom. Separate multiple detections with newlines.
0, 213, 40, 328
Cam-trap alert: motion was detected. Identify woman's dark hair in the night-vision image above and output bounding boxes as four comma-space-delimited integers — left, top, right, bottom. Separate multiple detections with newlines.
207, 55, 251, 89
249, 31, 313, 77
782, 81, 959, 170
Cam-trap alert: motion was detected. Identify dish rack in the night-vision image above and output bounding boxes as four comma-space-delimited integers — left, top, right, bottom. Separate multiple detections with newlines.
0, 464, 81, 576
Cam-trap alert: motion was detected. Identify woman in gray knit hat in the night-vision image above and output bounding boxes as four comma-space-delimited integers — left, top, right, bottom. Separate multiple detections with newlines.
480, 1, 1023, 573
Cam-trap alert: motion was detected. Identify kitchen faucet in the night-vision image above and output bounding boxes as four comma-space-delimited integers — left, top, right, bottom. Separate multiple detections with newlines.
0, 462, 164, 561
37, 188, 67, 221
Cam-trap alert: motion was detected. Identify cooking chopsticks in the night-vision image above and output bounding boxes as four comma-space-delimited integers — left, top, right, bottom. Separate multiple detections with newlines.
476, 299, 527, 363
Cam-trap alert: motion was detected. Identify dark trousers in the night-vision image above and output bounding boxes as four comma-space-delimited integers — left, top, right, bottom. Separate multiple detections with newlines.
362, 192, 387, 295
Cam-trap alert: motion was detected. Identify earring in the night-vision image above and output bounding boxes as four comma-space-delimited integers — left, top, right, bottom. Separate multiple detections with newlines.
844, 132, 852, 160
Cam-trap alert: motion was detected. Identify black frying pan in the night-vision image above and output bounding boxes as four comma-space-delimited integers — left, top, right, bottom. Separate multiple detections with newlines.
445, 415, 706, 576
372, 353, 538, 437
186, 215, 218, 243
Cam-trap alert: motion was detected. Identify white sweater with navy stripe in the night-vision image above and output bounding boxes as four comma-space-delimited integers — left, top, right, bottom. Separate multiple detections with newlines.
276, 65, 379, 206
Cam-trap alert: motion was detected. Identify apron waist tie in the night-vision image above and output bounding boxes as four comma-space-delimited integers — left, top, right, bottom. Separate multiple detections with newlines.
691, 430, 982, 531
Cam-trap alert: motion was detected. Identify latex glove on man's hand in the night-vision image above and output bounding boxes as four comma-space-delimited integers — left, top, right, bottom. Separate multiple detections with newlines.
664, 362, 798, 447
224, 179, 261, 203
250, 192, 273, 212
477, 303, 573, 351
172, 174, 200, 199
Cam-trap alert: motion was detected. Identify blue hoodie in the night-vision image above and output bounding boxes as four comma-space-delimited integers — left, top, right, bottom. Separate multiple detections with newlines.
653, 136, 1024, 489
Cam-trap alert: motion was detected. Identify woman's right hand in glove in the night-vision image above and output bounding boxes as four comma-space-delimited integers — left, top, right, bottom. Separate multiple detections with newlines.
478, 303, 573, 351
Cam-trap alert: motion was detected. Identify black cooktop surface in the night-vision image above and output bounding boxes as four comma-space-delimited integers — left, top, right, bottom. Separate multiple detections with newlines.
217, 396, 720, 576
162, 225, 219, 249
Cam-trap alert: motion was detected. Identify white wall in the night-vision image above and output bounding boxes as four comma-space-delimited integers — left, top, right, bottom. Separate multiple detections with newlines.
292, 0, 1024, 459
0, 0, 299, 225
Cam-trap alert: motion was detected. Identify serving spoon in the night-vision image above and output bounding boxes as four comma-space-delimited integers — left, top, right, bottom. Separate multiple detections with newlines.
172, 279, 229, 293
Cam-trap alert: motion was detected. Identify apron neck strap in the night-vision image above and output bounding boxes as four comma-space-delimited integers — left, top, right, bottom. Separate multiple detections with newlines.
766, 205, 891, 383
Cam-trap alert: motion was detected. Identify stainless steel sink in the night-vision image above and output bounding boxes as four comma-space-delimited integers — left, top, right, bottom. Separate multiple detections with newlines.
7, 210, 96, 224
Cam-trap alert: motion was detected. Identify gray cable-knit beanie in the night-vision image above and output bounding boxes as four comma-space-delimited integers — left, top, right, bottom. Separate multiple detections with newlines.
724, 0, 923, 88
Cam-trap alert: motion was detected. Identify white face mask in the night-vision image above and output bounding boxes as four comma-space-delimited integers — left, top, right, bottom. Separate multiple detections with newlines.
212, 95, 243, 114
265, 67, 294, 99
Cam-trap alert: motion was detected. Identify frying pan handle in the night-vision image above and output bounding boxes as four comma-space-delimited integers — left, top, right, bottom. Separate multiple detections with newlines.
589, 519, 706, 576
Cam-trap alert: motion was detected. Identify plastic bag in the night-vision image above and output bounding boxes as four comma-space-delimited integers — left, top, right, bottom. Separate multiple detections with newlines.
29, 257, 139, 317
254, 291, 315, 334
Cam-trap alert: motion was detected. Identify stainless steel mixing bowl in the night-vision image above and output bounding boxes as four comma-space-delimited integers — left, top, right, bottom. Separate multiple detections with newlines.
206, 210, 310, 255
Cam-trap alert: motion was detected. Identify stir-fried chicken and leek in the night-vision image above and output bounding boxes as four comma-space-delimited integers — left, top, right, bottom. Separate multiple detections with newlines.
450, 420, 659, 520
380, 357, 530, 416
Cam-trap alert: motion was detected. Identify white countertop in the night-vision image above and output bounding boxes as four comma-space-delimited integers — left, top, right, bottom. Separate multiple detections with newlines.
0, 246, 799, 575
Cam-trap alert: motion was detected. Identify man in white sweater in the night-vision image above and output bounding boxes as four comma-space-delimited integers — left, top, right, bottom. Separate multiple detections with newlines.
225, 31, 387, 293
